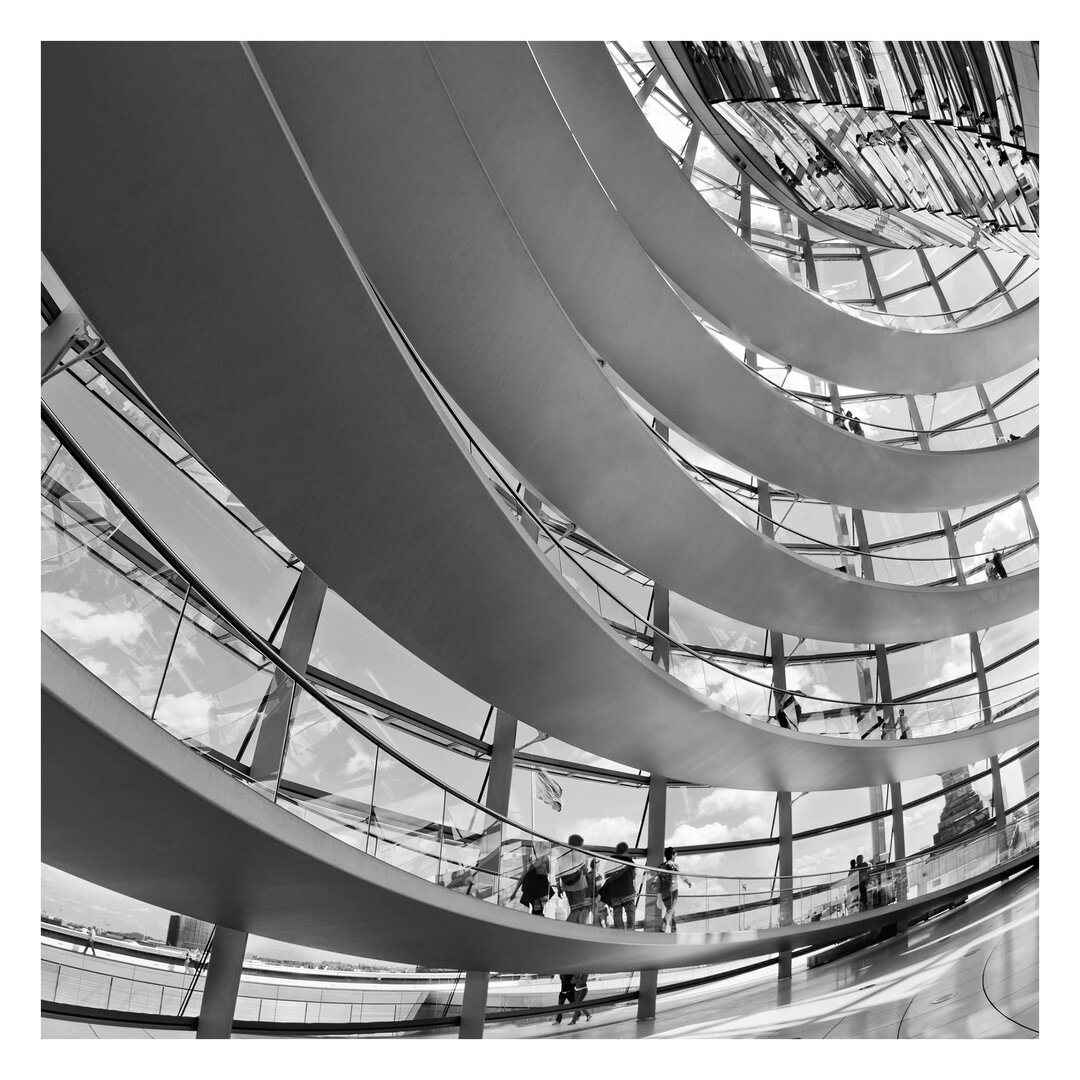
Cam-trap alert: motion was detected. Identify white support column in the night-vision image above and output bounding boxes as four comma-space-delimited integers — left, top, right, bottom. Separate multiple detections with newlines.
41, 302, 87, 377
636, 770, 668, 1020
459, 971, 490, 1039
198, 569, 325, 1039
457, 707, 517, 1039
776, 790, 793, 980
249, 567, 327, 788
908, 397, 1005, 827
195, 926, 248, 1039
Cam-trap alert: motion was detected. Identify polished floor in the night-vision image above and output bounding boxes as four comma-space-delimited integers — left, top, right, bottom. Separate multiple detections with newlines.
41, 868, 1037, 1040
475, 866, 1039, 1040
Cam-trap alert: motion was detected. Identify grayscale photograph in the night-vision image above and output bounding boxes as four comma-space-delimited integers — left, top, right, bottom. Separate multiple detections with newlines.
39, 33, 1040, 1044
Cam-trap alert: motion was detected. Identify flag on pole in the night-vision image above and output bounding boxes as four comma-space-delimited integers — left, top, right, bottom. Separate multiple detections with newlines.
534, 769, 563, 813
774, 691, 802, 730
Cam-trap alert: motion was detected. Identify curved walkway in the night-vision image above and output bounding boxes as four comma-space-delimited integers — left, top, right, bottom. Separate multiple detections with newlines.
468, 869, 1039, 1039
42, 636, 1038, 976
41, 42, 1036, 789
246, 42, 1036, 644
426, 41, 1037, 513
532, 41, 1039, 397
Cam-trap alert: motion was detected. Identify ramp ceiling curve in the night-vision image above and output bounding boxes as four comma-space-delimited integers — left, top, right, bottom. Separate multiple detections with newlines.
247, 42, 1036, 645
531, 41, 1039, 397
41, 42, 1036, 789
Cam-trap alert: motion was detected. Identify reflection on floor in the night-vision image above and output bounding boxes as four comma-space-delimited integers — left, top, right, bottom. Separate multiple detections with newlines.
474, 866, 1038, 1040
40, 868, 1037, 1040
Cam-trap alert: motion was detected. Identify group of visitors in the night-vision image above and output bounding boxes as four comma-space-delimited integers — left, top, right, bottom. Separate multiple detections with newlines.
511, 837, 691, 934
983, 550, 1008, 581
833, 409, 865, 437
510, 836, 693, 1026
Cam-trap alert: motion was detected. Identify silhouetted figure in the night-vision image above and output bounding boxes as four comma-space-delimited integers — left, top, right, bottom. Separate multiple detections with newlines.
992, 551, 1008, 579
658, 846, 693, 932
602, 841, 637, 930
554, 973, 576, 1023
855, 855, 870, 909
510, 845, 552, 916
846, 410, 865, 437
556, 834, 594, 925
569, 973, 592, 1023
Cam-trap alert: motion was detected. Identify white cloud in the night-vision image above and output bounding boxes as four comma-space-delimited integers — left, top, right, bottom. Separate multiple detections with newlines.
155, 691, 214, 737
571, 815, 637, 847
794, 842, 854, 877
671, 813, 765, 848
42, 591, 148, 648
974, 501, 1028, 556
696, 789, 771, 818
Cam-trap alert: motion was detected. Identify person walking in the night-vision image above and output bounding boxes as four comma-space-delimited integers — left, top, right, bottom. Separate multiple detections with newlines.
992, 550, 1008, 579
82, 927, 96, 956
846, 411, 865, 437
509, 844, 553, 916
602, 841, 638, 930
657, 846, 693, 932
897, 708, 910, 739
553, 973, 576, 1024
855, 854, 870, 910
569, 973, 592, 1024
555, 834, 595, 925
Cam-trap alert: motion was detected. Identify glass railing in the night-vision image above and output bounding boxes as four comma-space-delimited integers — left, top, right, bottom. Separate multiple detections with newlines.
735, 359, 1040, 449
638, 420, 1039, 587
41, 408, 1039, 951
43, 298, 1038, 671
44, 355, 1036, 767
607, 42, 1039, 330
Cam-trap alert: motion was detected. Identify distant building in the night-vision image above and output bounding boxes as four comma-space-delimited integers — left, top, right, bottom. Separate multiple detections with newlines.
933, 767, 990, 845
166, 914, 213, 952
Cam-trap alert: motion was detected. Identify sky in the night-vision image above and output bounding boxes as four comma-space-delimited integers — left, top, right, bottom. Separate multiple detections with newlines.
37, 52, 1039, 968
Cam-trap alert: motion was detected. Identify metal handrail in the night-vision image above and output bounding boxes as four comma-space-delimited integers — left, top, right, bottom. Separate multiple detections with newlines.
641, 417, 1037, 566
40, 401, 1038, 886
361, 288, 1038, 713
741, 359, 1040, 435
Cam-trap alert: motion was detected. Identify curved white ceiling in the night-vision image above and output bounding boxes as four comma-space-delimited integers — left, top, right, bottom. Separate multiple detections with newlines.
532, 41, 1039, 397
247, 42, 1037, 645
425, 41, 1038, 514
41, 42, 1036, 789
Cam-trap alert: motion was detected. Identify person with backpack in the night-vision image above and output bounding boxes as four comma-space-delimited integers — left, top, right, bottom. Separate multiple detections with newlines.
509, 843, 553, 916
657, 846, 693, 932
555, 834, 596, 924
601, 841, 638, 929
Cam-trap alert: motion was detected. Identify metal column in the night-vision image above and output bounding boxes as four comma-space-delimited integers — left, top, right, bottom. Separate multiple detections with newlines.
636, 770, 668, 1020
458, 706, 518, 1038
907, 397, 1005, 826
776, 790, 793, 979
638, 509, 671, 1021
249, 566, 327, 787
199, 567, 325, 1039
459, 971, 490, 1040
195, 926, 248, 1039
